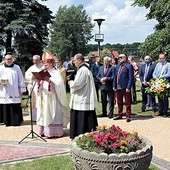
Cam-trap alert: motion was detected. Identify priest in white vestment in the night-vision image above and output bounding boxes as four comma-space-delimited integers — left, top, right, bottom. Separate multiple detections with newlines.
69, 53, 98, 139
25, 55, 43, 122
0, 54, 26, 126
36, 52, 70, 138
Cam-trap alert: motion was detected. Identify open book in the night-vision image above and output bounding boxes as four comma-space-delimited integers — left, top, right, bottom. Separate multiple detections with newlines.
32, 69, 51, 80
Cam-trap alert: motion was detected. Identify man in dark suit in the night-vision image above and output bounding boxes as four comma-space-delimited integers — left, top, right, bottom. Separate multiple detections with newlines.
93, 56, 103, 101
97, 56, 115, 118
84, 57, 100, 101
138, 55, 156, 115
113, 54, 134, 122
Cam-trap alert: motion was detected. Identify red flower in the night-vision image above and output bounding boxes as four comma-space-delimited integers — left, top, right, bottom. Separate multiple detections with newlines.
111, 143, 120, 148
99, 141, 106, 147
109, 134, 117, 141
94, 134, 103, 143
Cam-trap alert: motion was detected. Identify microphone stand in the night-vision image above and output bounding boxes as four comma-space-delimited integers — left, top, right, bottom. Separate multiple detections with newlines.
19, 81, 47, 144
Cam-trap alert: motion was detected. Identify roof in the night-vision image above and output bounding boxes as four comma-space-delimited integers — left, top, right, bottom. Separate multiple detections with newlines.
92, 51, 98, 56
92, 50, 119, 58
111, 51, 119, 58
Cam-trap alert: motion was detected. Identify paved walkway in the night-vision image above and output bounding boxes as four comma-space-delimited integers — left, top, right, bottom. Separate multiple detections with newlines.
0, 112, 170, 169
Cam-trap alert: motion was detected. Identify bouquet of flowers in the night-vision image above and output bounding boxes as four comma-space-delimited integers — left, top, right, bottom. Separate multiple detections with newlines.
76, 125, 142, 154
145, 78, 170, 98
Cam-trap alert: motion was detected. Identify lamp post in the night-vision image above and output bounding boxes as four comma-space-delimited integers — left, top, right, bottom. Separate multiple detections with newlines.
94, 18, 105, 57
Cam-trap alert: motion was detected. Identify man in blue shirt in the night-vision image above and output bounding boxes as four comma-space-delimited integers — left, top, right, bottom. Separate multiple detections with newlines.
153, 53, 170, 117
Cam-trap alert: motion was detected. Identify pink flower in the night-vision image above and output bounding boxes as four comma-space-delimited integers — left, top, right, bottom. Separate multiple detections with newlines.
109, 134, 117, 141
94, 135, 103, 143
99, 141, 106, 147
111, 143, 120, 148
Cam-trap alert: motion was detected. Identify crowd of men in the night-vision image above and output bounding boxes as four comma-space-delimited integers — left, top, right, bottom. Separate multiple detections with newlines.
84, 53, 170, 121
0, 52, 169, 140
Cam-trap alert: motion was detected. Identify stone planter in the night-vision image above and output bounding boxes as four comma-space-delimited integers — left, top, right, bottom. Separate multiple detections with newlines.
71, 135, 153, 170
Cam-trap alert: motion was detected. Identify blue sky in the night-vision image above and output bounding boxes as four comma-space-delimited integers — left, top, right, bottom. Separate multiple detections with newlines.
38, 0, 157, 44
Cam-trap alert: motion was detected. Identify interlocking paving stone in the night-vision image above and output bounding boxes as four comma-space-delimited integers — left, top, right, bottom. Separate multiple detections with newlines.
0, 144, 70, 163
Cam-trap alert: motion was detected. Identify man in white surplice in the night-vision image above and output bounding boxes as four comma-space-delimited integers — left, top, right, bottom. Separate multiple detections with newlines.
25, 55, 43, 122
0, 54, 26, 126
69, 53, 98, 139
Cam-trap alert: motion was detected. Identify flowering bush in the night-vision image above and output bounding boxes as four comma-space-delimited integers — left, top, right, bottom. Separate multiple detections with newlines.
145, 78, 170, 98
76, 125, 143, 154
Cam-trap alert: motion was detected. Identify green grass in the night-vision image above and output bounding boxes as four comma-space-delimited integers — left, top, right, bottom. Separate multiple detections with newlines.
0, 154, 160, 170
0, 155, 74, 170
149, 164, 161, 170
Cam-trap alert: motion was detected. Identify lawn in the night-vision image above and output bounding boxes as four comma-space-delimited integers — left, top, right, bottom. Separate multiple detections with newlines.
0, 154, 160, 170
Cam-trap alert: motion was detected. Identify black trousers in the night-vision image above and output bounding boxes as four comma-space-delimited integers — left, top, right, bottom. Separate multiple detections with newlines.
101, 90, 115, 116
0, 103, 23, 126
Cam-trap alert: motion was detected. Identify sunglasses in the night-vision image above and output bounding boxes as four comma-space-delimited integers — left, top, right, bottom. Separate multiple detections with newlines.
118, 57, 123, 59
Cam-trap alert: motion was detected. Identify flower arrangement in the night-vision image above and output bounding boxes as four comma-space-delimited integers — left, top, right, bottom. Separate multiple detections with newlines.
76, 125, 143, 154
145, 78, 170, 98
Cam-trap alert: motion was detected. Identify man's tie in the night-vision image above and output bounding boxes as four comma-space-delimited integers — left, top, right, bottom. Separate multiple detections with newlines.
104, 66, 107, 74
144, 64, 149, 81
117, 65, 123, 84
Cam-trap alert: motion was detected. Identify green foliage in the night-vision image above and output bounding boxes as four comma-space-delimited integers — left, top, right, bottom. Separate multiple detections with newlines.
102, 42, 141, 56
48, 4, 94, 58
133, 0, 170, 59
0, 0, 53, 57
86, 44, 98, 54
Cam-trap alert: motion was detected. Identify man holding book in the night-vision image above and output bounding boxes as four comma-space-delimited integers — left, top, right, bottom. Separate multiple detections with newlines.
35, 52, 70, 138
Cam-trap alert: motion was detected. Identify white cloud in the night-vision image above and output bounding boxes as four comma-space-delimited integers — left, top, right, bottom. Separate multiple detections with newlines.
38, 0, 157, 44
87, 0, 157, 44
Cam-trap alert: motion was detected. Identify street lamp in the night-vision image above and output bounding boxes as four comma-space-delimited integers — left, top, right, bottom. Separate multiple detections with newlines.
94, 18, 105, 57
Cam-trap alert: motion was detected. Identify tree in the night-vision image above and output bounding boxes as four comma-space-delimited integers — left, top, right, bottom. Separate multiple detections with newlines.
87, 43, 142, 60
48, 4, 94, 58
133, 0, 170, 59
0, 0, 53, 60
